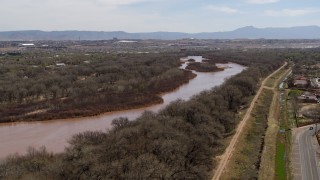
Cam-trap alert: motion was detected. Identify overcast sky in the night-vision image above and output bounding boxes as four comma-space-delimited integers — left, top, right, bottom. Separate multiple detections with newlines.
1, 0, 319, 32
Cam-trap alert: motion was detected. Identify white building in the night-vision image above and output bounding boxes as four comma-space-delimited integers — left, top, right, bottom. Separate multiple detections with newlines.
19, 43, 35, 47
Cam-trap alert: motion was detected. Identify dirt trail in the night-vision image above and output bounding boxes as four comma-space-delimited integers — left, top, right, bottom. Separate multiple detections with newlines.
212, 62, 288, 180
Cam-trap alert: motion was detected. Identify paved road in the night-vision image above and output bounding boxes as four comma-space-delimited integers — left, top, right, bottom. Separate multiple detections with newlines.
292, 125, 320, 180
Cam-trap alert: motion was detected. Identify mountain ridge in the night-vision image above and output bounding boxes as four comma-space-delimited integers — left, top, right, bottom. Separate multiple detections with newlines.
0, 26, 320, 40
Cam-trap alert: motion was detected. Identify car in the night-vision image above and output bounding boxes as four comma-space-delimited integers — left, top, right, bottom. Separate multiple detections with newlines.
309, 127, 314, 130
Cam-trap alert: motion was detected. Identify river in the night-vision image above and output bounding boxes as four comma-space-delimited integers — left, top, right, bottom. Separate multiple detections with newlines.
0, 56, 246, 159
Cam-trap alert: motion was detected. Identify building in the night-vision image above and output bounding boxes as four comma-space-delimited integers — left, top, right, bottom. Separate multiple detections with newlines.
56, 63, 66, 67
293, 79, 308, 88
7, 52, 21, 56
309, 64, 320, 69
290, 75, 308, 88
294, 75, 307, 80
19, 43, 35, 48
298, 92, 319, 103
310, 78, 320, 89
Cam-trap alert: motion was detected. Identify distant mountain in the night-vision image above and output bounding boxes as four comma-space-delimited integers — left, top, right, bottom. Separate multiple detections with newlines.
0, 26, 320, 40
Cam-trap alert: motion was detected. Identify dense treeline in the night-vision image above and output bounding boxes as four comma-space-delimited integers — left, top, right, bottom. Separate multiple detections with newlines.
0, 49, 284, 179
0, 52, 195, 122
279, 48, 320, 89
283, 48, 320, 76
186, 62, 223, 72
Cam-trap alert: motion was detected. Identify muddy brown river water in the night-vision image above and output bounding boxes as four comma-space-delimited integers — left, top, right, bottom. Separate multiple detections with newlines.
0, 56, 245, 159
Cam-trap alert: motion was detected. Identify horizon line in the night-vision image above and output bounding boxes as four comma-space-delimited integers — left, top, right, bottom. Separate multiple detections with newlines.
0, 25, 319, 34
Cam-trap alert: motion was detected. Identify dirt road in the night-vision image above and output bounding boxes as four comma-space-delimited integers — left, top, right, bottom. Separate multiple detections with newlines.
212, 62, 288, 180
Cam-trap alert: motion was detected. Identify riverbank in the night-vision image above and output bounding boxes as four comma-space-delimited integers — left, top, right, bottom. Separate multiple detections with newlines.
0, 60, 246, 160
1, 70, 196, 123
1, 52, 198, 124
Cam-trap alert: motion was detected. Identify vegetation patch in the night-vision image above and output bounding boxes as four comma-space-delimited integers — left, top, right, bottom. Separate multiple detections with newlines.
275, 89, 292, 180
275, 140, 286, 179
0, 52, 196, 122
202, 58, 229, 64
186, 62, 223, 72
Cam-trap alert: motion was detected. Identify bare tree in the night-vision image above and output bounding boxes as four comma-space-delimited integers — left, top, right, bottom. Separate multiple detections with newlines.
290, 92, 300, 127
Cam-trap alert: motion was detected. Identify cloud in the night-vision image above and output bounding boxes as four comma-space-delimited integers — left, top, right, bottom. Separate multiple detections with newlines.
246, 0, 279, 4
93, 0, 155, 6
265, 8, 320, 17
15, 0, 157, 9
206, 5, 239, 14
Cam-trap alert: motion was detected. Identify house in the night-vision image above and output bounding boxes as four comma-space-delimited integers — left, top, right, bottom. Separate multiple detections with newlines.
298, 92, 319, 103
291, 75, 309, 88
294, 75, 307, 80
293, 79, 308, 88
309, 64, 320, 69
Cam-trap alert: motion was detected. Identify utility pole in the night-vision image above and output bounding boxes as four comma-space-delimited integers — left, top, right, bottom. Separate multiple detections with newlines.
310, 107, 320, 135
315, 115, 319, 136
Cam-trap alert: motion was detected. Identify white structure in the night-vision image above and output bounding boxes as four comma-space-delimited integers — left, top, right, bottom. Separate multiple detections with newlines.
310, 78, 320, 88
56, 63, 66, 67
19, 43, 35, 47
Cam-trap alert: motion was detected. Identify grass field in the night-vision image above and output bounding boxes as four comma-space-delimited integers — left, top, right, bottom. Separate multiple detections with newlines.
274, 96, 291, 180
275, 141, 286, 179
258, 89, 280, 180
274, 88, 292, 180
